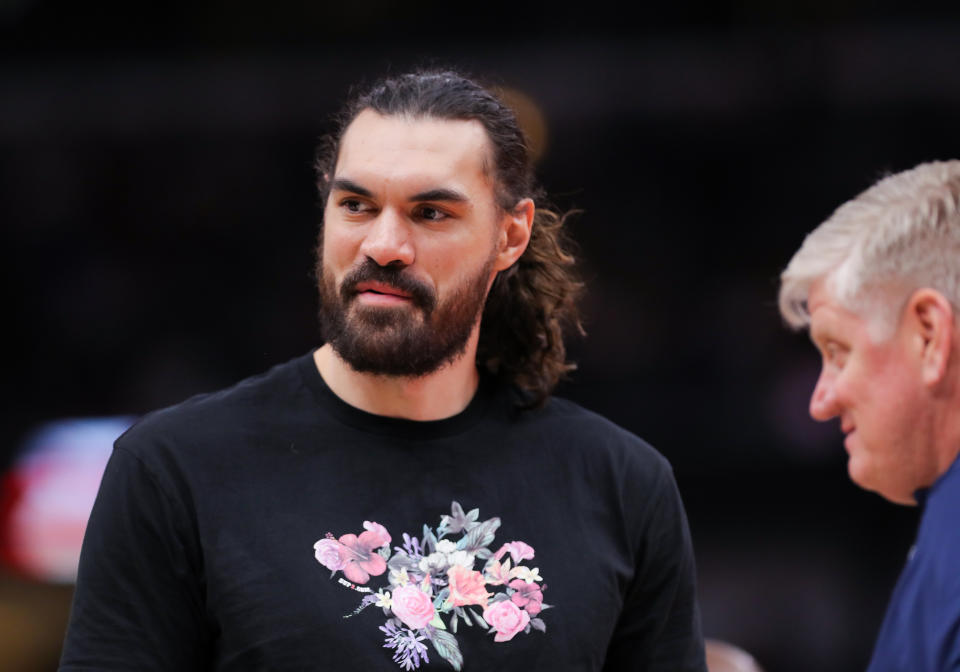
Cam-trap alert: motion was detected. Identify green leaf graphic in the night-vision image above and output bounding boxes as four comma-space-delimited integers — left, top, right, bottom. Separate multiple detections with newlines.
429, 629, 463, 671
422, 525, 438, 554
433, 588, 450, 611
459, 517, 500, 552
468, 608, 488, 628
388, 552, 418, 573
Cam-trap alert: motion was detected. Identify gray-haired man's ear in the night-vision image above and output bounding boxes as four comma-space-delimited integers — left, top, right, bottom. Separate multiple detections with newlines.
905, 288, 955, 387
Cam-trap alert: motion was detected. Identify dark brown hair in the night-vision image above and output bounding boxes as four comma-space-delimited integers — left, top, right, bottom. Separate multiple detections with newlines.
315, 69, 583, 406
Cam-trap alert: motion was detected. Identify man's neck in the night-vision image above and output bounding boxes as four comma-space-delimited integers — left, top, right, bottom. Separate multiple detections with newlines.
933, 350, 960, 482
313, 344, 481, 421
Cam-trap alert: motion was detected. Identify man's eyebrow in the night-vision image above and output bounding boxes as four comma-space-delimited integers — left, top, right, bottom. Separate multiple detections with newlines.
410, 188, 469, 203
329, 178, 373, 198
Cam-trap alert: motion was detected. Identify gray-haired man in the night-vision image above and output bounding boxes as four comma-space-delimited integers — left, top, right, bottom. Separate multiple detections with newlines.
779, 160, 960, 671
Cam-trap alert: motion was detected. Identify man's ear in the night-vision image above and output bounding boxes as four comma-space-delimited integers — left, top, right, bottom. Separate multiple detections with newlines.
905, 288, 955, 386
493, 198, 534, 272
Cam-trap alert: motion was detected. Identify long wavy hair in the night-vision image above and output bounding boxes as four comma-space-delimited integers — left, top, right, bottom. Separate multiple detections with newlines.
315, 69, 583, 407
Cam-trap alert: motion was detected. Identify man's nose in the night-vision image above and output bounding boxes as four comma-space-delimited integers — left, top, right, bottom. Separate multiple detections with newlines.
359, 208, 415, 267
809, 370, 838, 421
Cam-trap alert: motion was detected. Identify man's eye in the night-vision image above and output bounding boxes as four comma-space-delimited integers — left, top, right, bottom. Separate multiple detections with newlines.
825, 342, 848, 367
416, 206, 447, 222
341, 199, 369, 214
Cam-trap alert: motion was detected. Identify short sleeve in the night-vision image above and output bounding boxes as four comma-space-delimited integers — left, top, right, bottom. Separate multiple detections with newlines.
603, 460, 706, 672
59, 444, 210, 671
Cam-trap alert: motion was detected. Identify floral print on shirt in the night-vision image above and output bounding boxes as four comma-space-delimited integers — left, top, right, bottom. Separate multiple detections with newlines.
313, 501, 552, 670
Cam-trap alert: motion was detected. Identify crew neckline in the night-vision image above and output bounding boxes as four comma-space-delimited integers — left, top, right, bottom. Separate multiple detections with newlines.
296, 350, 498, 440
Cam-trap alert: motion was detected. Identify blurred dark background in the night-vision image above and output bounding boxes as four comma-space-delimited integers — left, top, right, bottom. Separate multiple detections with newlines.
3, 1, 960, 670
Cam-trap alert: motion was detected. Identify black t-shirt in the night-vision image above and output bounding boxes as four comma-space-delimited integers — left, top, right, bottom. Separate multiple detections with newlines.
60, 352, 706, 671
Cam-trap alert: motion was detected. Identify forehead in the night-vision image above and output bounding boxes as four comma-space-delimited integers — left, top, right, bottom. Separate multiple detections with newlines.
807, 278, 868, 338
808, 277, 904, 345
807, 278, 836, 318
334, 110, 494, 190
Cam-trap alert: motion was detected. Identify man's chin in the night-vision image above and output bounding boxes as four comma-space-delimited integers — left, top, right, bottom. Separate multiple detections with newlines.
847, 455, 872, 492
330, 340, 462, 379
848, 459, 918, 506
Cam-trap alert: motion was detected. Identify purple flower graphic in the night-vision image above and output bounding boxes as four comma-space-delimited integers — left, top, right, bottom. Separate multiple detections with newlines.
381, 621, 430, 670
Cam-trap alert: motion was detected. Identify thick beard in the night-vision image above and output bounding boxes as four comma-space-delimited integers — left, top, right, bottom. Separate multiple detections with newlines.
317, 254, 495, 378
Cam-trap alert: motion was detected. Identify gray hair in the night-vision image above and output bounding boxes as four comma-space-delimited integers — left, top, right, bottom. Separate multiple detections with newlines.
779, 160, 960, 335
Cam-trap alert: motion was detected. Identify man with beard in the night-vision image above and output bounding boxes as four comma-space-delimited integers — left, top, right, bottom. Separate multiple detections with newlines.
60, 70, 706, 672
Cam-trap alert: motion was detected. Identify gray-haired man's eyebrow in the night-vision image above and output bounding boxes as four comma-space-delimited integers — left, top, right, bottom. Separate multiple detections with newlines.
330, 178, 373, 198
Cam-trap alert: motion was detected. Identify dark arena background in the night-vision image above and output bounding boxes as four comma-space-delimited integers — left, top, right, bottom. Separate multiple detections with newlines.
3, 2, 960, 670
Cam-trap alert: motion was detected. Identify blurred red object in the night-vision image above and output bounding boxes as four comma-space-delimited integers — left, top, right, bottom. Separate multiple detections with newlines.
0, 417, 134, 584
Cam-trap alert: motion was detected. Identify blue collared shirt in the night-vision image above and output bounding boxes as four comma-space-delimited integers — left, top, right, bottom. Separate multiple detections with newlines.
867, 455, 960, 671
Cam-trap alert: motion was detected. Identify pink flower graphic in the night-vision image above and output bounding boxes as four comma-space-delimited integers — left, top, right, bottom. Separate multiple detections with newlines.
391, 585, 435, 630
493, 540, 535, 564
338, 524, 390, 584
363, 520, 391, 547
447, 565, 490, 609
509, 578, 543, 616
483, 558, 513, 586
483, 600, 530, 642
313, 505, 552, 669
313, 538, 344, 572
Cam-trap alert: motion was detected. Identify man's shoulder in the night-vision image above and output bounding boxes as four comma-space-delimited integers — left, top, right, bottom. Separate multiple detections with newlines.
117, 352, 313, 456
869, 466, 960, 672
519, 393, 670, 472
531, 394, 656, 443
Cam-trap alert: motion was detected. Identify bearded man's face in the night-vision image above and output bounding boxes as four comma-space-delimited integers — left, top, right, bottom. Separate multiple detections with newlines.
317, 111, 507, 377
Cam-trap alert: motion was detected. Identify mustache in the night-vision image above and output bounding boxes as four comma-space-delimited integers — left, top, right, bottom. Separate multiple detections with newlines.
340, 259, 437, 312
